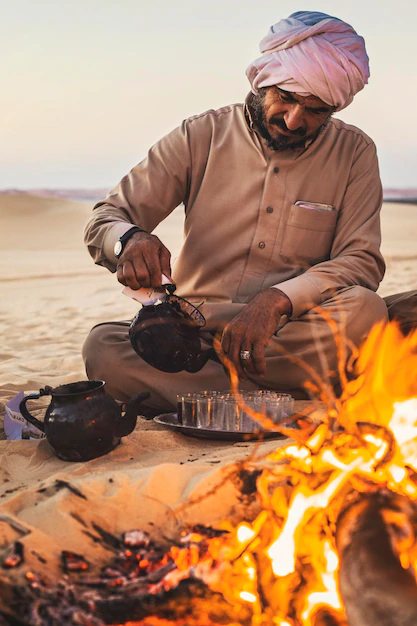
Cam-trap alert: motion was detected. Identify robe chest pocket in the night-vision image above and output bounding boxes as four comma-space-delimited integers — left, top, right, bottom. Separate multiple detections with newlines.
280, 203, 338, 266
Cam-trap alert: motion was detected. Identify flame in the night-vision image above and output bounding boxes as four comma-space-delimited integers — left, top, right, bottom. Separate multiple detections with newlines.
159, 322, 417, 625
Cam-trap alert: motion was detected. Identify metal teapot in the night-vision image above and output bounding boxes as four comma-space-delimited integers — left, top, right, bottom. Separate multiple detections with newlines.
128, 284, 219, 373
19, 380, 149, 462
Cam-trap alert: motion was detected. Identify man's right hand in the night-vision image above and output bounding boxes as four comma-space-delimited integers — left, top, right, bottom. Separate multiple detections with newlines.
116, 231, 172, 291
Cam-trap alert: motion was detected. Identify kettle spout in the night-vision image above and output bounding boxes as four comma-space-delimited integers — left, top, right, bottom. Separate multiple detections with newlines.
116, 391, 151, 437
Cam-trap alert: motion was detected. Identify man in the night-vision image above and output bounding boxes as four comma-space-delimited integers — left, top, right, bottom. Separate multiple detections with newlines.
83, 11, 388, 414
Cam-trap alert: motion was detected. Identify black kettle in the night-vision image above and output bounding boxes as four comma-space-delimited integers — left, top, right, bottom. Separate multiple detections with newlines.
129, 286, 219, 373
19, 381, 150, 461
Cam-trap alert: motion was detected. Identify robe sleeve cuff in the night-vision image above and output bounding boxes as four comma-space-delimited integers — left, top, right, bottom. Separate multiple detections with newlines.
271, 275, 324, 319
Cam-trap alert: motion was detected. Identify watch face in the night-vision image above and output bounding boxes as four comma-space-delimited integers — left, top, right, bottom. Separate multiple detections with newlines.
114, 240, 123, 257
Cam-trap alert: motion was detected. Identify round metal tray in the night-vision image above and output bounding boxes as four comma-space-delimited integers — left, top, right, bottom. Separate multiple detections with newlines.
153, 412, 289, 441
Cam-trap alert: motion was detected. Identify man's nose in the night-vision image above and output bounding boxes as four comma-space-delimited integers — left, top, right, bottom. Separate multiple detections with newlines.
284, 104, 306, 131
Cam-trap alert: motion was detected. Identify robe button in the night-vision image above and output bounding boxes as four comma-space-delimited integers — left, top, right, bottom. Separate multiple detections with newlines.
266, 206, 274, 213
258, 242, 266, 249
273, 166, 279, 174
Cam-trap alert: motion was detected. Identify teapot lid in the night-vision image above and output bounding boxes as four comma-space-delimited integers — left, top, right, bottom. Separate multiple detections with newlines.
123, 278, 206, 328
122, 274, 175, 306
166, 294, 206, 328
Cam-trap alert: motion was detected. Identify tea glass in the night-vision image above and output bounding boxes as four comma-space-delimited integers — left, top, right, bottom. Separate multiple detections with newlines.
176, 390, 294, 432
180, 393, 198, 427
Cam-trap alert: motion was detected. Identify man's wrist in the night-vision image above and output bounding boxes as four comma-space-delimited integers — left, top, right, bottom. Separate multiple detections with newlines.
268, 287, 293, 317
103, 222, 146, 264
114, 226, 147, 258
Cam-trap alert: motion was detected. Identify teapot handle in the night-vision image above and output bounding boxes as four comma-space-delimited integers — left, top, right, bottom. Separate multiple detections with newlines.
19, 386, 53, 433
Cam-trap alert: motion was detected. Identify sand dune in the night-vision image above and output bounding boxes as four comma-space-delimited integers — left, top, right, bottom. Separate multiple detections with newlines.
379, 202, 417, 296
0, 194, 416, 433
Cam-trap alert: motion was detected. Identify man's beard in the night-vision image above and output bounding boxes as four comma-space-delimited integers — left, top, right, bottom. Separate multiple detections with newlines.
248, 89, 330, 152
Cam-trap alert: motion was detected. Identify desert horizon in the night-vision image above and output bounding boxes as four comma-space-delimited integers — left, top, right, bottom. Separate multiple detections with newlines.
1, 187, 417, 203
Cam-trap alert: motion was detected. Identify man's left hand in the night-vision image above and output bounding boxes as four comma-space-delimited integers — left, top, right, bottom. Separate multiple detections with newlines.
221, 289, 292, 380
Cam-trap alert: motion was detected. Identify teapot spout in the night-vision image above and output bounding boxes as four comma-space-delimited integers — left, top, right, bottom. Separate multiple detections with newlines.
116, 392, 150, 437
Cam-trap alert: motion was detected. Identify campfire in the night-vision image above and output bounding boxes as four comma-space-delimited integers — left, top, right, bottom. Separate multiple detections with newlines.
2, 321, 417, 626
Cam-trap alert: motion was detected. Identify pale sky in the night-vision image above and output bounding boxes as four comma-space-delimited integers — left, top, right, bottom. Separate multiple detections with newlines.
2, 0, 416, 189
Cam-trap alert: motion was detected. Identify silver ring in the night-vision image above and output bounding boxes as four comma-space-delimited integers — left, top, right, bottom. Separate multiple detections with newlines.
240, 350, 252, 360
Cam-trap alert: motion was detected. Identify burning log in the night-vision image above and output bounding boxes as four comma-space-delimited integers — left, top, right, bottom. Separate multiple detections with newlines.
337, 493, 417, 626
312, 608, 348, 626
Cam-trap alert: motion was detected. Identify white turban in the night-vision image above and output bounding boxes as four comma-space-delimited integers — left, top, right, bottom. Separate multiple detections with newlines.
246, 11, 370, 111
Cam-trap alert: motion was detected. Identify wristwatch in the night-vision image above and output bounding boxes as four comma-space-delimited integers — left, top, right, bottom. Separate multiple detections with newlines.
114, 226, 146, 258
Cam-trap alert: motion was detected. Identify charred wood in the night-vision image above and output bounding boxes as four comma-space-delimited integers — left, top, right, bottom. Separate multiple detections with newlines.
2, 526, 251, 626
337, 494, 417, 626
0, 612, 27, 626
95, 578, 252, 624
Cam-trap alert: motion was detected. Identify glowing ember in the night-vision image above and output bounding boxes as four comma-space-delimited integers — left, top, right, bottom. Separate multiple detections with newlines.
237, 524, 255, 543
2, 541, 24, 569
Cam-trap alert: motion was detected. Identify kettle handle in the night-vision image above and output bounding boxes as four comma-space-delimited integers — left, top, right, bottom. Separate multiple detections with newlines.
19, 386, 53, 433
117, 391, 151, 437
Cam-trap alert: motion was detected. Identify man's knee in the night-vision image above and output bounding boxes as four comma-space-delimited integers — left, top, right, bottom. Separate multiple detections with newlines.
384, 290, 417, 334
338, 286, 388, 344
82, 322, 127, 381
83, 324, 105, 379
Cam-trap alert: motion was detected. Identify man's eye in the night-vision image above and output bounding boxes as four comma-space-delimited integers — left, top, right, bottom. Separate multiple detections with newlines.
308, 108, 329, 116
277, 91, 292, 102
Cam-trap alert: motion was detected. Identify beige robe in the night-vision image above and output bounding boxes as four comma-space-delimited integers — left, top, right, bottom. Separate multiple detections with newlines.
83, 100, 389, 409
85, 101, 385, 319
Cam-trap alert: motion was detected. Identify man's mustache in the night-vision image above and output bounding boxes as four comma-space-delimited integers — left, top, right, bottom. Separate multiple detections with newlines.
270, 116, 306, 137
